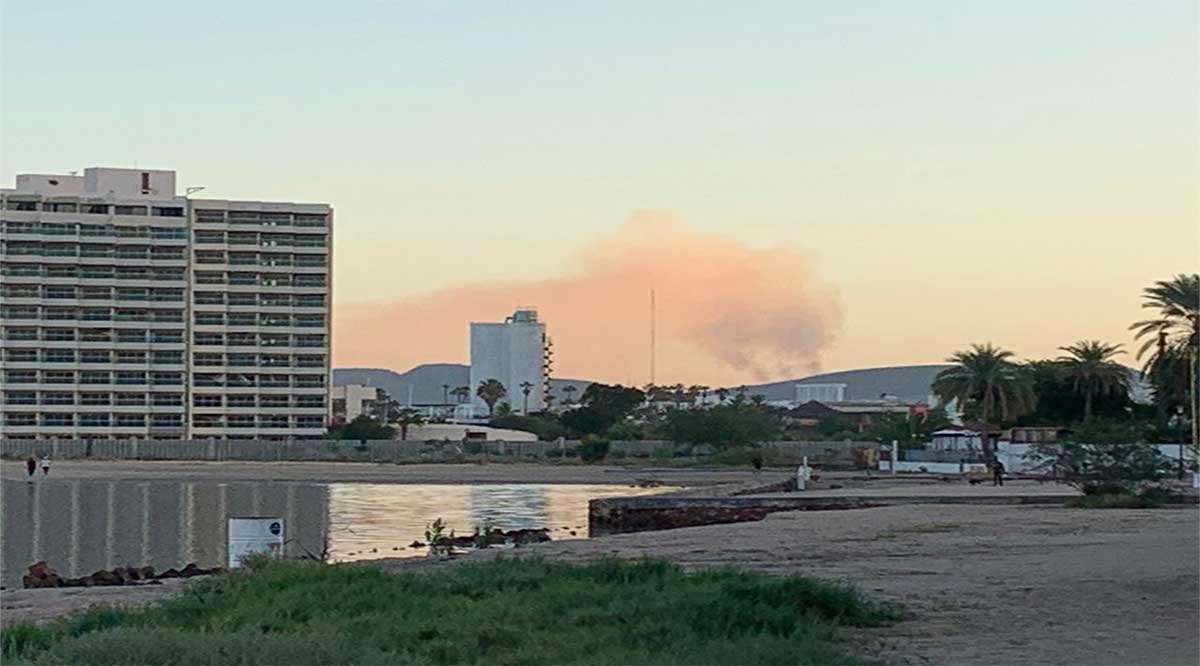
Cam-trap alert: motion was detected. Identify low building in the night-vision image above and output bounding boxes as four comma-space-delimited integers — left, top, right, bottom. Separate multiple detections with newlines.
330, 384, 386, 423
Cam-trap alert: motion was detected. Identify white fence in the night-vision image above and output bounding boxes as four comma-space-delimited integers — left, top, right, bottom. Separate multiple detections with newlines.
879, 443, 1196, 475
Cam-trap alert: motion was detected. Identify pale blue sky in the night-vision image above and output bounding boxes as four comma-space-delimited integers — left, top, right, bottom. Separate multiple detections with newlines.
3, 1, 1196, 374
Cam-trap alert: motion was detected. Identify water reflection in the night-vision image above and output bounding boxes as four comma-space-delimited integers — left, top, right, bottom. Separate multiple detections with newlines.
0, 480, 671, 587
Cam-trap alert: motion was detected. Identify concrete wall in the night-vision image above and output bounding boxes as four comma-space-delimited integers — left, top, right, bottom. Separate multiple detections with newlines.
1, 438, 874, 464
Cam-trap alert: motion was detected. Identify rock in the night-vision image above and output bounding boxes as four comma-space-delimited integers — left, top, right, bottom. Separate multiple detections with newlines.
157, 568, 181, 579
23, 561, 62, 589
409, 541, 425, 548
179, 563, 206, 578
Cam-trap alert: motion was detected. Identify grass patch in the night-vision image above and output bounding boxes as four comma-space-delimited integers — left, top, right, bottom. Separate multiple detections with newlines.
2, 557, 899, 665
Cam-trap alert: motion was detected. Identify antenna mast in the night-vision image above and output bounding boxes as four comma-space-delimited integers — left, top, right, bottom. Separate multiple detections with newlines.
650, 288, 656, 385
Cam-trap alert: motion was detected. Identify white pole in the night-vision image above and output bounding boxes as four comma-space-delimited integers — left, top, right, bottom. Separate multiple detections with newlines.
891, 440, 898, 476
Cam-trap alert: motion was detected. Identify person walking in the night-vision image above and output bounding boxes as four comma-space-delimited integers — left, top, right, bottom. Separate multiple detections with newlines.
991, 458, 1005, 487
39, 455, 51, 476
25, 456, 37, 478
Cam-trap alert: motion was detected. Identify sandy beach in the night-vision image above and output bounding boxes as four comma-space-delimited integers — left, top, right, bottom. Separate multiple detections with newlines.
2, 460, 1196, 665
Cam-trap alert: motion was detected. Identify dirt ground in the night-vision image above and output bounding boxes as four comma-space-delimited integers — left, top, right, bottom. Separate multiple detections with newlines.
377, 504, 1200, 666
0, 459, 785, 487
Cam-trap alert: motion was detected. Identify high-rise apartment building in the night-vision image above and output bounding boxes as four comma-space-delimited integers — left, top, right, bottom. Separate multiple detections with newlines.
469, 308, 552, 416
0, 167, 332, 440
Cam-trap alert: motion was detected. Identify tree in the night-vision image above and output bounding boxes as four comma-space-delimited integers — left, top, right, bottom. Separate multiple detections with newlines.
560, 383, 645, 437
1030, 441, 1173, 495
1130, 274, 1199, 431
715, 387, 729, 404
1056, 341, 1130, 422
451, 386, 470, 403
666, 401, 780, 451
332, 415, 395, 441
562, 385, 579, 404
476, 379, 507, 417
519, 381, 534, 414
933, 343, 1036, 457
688, 385, 710, 407
393, 407, 426, 441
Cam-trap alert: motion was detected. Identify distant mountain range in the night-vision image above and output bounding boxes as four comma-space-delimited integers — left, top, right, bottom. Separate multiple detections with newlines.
332, 364, 953, 405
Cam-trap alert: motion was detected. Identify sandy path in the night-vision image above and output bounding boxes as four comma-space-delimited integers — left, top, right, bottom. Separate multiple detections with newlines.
377, 504, 1200, 666
0, 460, 784, 487
1, 578, 196, 628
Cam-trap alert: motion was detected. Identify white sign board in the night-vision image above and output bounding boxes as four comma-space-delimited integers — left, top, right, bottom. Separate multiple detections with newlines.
228, 517, 284, 568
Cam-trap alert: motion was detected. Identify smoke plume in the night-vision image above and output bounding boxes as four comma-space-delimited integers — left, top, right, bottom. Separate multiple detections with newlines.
335, 211, 842, 386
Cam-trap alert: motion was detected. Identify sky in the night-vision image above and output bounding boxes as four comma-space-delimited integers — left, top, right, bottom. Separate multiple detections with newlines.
2, 1, 1197, 386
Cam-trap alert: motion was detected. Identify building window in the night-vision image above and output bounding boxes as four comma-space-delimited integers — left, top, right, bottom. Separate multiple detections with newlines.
115, 414, 146, 427
42, 413, 75, 427
296, 415, 325, 428
79, 413, 111, 427
115, 393, 146, 406
117, 329, 146, 343
260, 395, 289, 408
115, 371, 146, 385
5, 413, 37, 426
151, 393, 183, 406
152, 372, 183, 385
4, 370, 38, 384
44, 371, 76, 384
193, 333, 223, 347
227, 414, 256, 428
79, 393, 110, 406
116, 351, 148, 364
44, 349, 77, 363
80, 350, 112, 364
193, 394, 223, 407
4, 391, 37, 405
5, 349, 38, 363
152, 350, 183, 364
152, 414, 183, 428
228, 395, 256, 408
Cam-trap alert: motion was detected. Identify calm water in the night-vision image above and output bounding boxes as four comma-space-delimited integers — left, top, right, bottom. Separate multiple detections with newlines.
0, 480, 673, 588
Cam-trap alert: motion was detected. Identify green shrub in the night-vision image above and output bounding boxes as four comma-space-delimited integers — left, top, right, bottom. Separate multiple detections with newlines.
1067, 486, 1183, 509
579, 437, 610, 463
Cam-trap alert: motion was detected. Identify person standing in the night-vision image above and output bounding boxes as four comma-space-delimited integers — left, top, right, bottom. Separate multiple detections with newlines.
39, 455, 51, 476
992, 458, 1006, 487
25, 456, 37, 478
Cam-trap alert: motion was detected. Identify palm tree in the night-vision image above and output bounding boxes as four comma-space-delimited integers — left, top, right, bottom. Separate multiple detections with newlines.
1056, 340, 1130, 421
476, 379, 507, 418
519, 381, 534, 414
393, 407, 426, 441
562, 385, 578, 405
933, 343, 1036, 457
689, 385, 710, 408
1130, 274, 1200, 426
451, 386, 470, 403
716, 387, 729, 404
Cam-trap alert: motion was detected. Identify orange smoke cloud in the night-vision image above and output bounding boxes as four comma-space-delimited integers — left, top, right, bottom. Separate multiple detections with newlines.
335, 211, 843, 386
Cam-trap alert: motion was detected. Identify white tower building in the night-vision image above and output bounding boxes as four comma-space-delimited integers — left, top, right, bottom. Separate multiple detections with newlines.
469, 308, 551, 416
